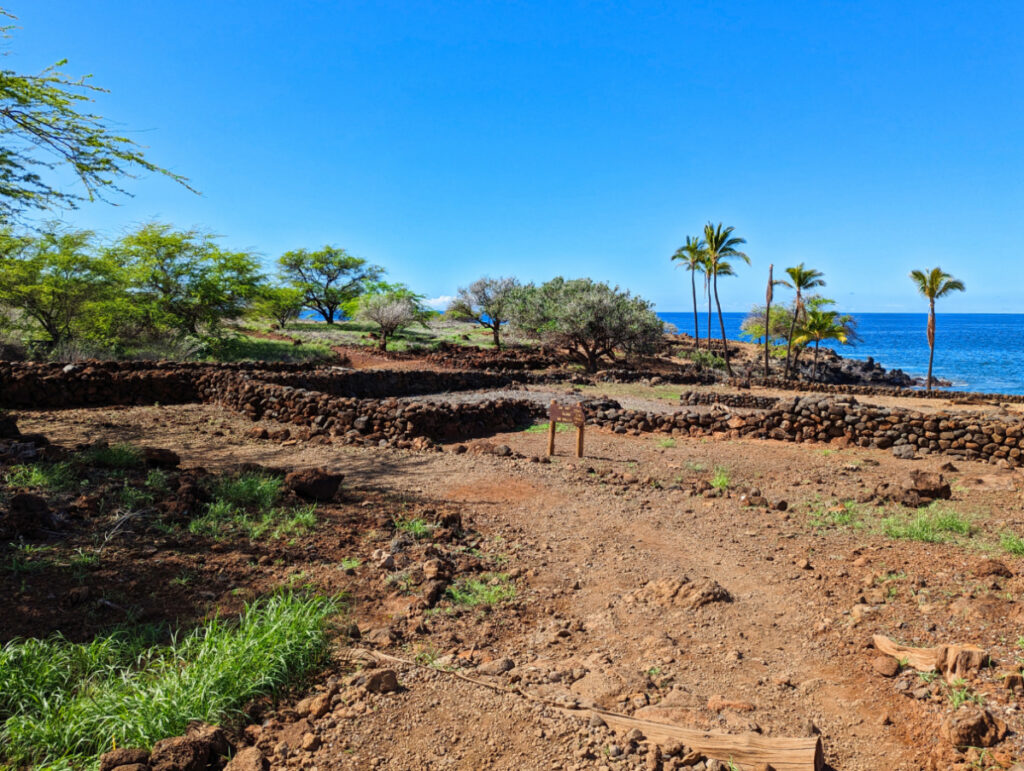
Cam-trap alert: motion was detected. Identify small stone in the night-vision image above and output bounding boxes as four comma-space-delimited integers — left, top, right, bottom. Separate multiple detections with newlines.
300, 732, 321, 751
477, 657, 514, 676
224, 747, 269, 771
872, 656, 900, 677
363, 669, 399, 693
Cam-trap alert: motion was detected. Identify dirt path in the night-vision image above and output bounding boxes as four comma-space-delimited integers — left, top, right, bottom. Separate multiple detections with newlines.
17, 405, 1024, 769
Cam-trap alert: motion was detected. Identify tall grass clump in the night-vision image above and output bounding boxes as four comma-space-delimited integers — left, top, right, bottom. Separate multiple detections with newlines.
211, 473, 282, 511
881, 504, 973, 543
1000, 532, 1024, 556
0, 593, 337, 769
4, 462, 78, 492
79, 443, 144, 469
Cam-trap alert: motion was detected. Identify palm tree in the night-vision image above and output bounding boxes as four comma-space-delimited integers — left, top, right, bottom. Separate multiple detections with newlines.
702, 223, 749, 376
670, 236, 707, 347
763, 265, 792, 377
793, 308, 852, 381
909, 267, 965, 391
706, 256, 731, 350
783, 263, 826, 379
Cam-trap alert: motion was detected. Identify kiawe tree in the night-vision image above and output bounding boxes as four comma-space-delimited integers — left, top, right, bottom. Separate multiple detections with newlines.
251, 285, 305, 329
783, 263, 825, 379
446, 276, 519, 348
0, 10, 192, 222
909, 267, 965, 391
278, 246, 382, 324
670, 236, 707, 346
109, 223, 262, 336
0, 225, 118, 346
702, 222, 749, 376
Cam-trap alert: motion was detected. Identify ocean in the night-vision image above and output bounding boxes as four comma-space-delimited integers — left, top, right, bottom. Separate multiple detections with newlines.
658, 312, 1024, 395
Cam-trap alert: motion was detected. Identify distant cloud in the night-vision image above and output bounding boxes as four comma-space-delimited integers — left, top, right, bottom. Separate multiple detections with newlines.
425, 295, 455, 310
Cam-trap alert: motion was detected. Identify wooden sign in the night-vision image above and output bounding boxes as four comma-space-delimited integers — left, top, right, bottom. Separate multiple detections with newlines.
548, 400, 586, 458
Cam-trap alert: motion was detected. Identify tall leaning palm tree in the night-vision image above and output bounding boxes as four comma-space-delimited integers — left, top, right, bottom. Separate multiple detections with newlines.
783, 263, 826, 379
702, 223, 749, 376
670, 236, 707, 347
909, 267, 965, 391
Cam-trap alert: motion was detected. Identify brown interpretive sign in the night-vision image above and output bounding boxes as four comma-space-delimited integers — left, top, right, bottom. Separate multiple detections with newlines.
547, 400, 586, 458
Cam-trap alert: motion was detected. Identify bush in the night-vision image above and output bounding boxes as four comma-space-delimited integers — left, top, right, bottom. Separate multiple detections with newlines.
510, 278, 663, 371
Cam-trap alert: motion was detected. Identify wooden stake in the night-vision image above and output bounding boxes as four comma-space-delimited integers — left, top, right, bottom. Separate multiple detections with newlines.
547, 402, 557, 457
575, 424, 584, 458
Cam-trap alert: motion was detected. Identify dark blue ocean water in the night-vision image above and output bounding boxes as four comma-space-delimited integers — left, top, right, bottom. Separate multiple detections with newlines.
659, 312, 1024, 395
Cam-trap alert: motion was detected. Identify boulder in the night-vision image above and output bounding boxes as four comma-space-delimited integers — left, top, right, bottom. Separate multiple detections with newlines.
99, 748, 150, 771
143, 447, 180, 468
284, 469, 343, 501
2, 492, 54, 537
148, 735, 209, 771
943, 706, 1006, 748
224, 747, 268, 771
0, 415, 21, 439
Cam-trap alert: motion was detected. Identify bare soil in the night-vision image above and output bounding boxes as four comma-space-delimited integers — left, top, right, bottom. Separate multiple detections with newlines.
11, 381, 1024, 770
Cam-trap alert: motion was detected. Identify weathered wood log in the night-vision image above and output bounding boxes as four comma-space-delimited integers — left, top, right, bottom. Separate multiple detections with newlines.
594, 708, 823, 771
873, 634, 991, 683
356, 647, 823, 771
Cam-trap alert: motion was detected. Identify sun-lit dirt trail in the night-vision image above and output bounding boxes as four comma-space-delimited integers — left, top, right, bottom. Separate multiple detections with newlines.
17, 403, 1024, 769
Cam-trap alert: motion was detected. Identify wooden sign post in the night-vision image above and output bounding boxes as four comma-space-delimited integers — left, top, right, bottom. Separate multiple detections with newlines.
548, 400, 586, 458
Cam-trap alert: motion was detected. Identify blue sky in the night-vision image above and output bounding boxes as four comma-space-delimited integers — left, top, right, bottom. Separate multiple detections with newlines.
11, 1, 1023, 312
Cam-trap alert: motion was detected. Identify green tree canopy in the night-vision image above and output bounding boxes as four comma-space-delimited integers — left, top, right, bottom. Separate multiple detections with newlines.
510, 277, 664, 372
0, 224, 119, 345
109, 223, 263, 336
0, 11, 192, 222
278, 246, 382, 324
249, 285, 306, 329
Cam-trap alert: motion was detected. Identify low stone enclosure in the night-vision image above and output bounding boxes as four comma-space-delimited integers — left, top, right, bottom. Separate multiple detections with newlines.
2, 361, 1024, 464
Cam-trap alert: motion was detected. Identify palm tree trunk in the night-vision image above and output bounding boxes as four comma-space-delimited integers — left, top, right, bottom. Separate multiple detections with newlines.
783, 290, 800, 379
690, 271, 699, 347
706, 280, 712, 350
713, 270, 733, 376
813, 340, 820, 381
763, 300, 771, 378
926, 300, 935, 391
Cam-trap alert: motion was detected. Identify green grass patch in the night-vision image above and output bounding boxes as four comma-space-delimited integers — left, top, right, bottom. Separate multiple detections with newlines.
206, 335, 334, 364
393, 517, 435, 539
881, 505, 974, 543
210, 473, 283, 511
710, 466, 731, 490
808, 499, 863, 529
144, 469, 170, 493
1001, 532, 1024, 556
118, 483, 154, 512
524, 422, 571, 434
0, 593, 336, 770
80, 444, 143, 469
677, 349, 727, 370
5, 462, 78, 492
445, 573, 516, 607
189, 502, 317, 541
658, 438, 676, 448
339, 557, 362, 571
